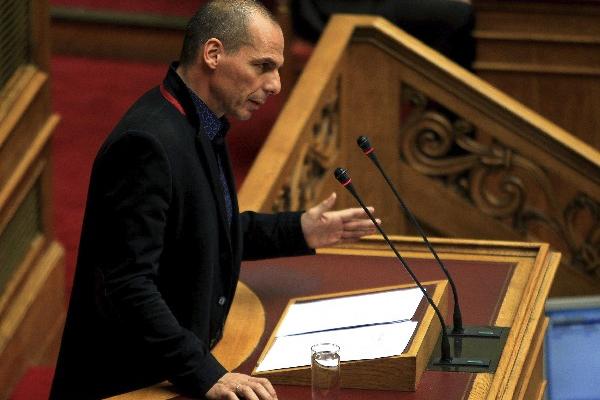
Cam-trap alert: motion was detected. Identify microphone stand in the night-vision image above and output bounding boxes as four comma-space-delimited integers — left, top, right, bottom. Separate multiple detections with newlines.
357, 136, 503, 338
334, 167, 497, 369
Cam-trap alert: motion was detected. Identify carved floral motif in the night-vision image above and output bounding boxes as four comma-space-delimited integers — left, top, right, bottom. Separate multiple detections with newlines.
400, 85, 600, 277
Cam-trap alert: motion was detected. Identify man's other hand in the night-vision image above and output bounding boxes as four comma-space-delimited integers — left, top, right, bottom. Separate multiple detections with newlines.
206, 373, 277, 399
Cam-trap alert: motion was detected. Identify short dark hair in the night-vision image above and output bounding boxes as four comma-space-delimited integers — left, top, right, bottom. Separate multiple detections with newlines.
179, 0, 276, 66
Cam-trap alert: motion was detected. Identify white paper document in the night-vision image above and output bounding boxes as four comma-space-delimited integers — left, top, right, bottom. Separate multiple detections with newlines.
255, 288, 423, 372
255, 321, 418, 372
274, 287, 423, 337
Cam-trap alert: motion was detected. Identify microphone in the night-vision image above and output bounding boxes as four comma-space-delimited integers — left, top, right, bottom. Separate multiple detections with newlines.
356, 135, 500, 339
335, 167, 463, 367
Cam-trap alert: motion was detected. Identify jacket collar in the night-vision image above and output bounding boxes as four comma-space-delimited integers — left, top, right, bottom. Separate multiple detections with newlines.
162, 62, 201, 128
161, 62, 239, 244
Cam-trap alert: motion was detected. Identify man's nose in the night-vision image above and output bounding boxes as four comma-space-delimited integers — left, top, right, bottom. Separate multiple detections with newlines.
265, 70, 281, 96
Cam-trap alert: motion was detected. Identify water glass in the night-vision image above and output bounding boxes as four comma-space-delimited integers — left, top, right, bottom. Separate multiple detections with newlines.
311, 343, 341, 400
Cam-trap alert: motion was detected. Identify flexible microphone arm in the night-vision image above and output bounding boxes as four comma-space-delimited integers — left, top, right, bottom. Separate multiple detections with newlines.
356, 135, 464, 334
334, 167, 452, 363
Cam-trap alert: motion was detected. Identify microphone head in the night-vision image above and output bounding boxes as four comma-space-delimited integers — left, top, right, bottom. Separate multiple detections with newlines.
357, 136, 372, 152
334, 167, 351, 186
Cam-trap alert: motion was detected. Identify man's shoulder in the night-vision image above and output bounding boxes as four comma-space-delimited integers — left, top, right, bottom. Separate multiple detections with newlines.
115, 87, 195, 143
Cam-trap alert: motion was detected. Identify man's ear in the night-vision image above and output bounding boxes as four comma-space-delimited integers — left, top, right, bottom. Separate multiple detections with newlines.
203, 38, 224, 70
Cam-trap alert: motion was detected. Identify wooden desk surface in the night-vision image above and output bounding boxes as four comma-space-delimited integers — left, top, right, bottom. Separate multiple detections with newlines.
112, 237, 559, 400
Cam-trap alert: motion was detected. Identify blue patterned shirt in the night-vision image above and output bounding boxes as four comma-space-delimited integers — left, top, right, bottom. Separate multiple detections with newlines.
187, 88, 233, 226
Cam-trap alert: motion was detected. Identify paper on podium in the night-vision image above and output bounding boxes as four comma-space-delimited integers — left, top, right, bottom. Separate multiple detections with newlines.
255, 287, 422, 372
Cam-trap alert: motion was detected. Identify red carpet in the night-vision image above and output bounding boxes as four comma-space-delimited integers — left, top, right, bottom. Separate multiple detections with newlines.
9, 367, 55, 400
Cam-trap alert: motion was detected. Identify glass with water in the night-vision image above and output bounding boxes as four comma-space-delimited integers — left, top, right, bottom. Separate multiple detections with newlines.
311, 343, 341, 400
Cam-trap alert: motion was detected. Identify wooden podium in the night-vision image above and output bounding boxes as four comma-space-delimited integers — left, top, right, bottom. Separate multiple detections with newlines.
111, 236, 559, 400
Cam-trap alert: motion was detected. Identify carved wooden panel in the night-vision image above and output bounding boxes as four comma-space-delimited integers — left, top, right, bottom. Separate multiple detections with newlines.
400, 85, 600, 278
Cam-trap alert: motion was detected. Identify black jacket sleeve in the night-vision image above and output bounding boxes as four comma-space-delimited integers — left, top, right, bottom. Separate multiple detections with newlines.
240, 210, 315, 260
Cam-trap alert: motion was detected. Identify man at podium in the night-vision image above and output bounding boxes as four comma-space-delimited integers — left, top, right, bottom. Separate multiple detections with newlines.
50, 1, 377, 399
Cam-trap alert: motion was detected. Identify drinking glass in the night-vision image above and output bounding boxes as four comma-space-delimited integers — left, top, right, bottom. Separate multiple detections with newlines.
311, 343, 341, 400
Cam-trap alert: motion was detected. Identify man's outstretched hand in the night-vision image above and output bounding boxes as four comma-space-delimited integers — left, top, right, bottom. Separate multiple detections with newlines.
301, 192, 379, 249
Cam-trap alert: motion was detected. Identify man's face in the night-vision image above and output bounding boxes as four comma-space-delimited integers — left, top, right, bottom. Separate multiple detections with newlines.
210, 15, 284, 120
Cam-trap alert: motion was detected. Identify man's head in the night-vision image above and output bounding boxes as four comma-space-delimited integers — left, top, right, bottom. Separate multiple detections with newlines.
178, 0, 284, 120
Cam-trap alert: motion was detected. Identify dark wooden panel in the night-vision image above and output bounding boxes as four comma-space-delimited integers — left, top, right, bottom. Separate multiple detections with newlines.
473, 0, 600, 150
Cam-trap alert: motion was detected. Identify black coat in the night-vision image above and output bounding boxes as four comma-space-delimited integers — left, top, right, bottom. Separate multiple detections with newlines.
50, 65, 313, 399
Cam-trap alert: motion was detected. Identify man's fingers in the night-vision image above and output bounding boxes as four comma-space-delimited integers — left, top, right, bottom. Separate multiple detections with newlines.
313, 192, 337, 216
232, 377, 277, 400
244, 380, 273, 400
341, 221, 379, 238
249, 377, 277, 398
341, 229, 376, 239
237, 384, 260, 400
343, 219, 380, 231
210, 373, 277, 400
335, 206, 375, 221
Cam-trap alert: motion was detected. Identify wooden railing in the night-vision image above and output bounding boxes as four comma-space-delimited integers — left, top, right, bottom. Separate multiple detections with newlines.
239, 15, 600, 296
